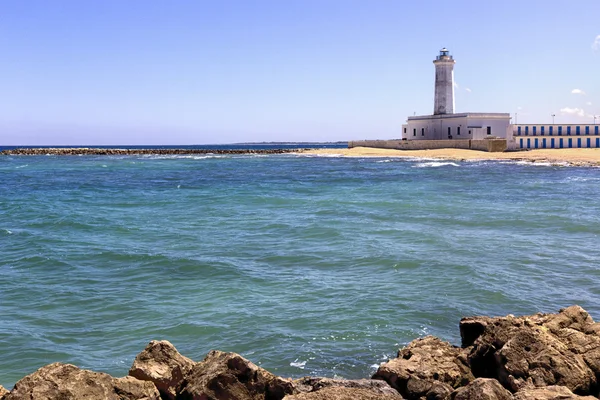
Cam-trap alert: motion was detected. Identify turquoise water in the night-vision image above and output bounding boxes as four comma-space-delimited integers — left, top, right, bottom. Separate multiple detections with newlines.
1, 153, 600, 387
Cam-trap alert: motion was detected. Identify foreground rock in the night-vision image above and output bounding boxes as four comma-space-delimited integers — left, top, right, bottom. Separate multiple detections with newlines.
3, 306, 600, 399
129, 340, 195, 400
373, 336, 474, 399
284, 387, 403, 399
4, 363, 159, 400
178, 350, 296, 400
461, 305, 600, 396
286, 377, 403, 399
451, 378, 513, 400
513, 385, 598, 399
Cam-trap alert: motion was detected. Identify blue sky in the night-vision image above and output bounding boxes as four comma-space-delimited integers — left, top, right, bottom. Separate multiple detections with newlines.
1, 1, 599, 145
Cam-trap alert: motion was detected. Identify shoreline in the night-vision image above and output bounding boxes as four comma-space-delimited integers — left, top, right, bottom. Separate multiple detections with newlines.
299, 147, 600, 167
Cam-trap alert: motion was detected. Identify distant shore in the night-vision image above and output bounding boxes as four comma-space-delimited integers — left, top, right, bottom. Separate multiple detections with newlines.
299, 147, 600, 167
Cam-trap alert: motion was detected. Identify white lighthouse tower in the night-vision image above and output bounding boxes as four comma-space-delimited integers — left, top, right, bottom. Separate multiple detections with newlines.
433, 48, 455, 115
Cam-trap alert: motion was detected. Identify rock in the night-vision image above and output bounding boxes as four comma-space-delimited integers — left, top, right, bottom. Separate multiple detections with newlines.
373, 336, 474, 400
0, 385, 8, 398
452, 378, 513, 400
129, 340, 195, 400
289, 377, 402, 398
113, 376, 161, 399
461, 306, 600, 395
4, 362, 160, 400
513, 385, 597, 399
178, 350, 295, 400
283, 387, 403, 399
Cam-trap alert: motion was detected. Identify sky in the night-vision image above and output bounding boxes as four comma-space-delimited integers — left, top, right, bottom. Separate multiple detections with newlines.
1, 0, 599, 145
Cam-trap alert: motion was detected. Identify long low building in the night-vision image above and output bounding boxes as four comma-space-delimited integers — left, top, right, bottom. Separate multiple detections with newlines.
402, 112, 512, 141
514, 124, 600, 149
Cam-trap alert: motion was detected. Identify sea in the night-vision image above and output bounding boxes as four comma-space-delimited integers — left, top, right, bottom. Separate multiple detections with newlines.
1, 143, 600, 388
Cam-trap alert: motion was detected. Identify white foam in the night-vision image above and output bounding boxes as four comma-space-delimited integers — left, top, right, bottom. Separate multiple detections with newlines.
290, 359, 306, 369
140, 154, 227, 160
410, 157, 441, 162
565, 176, 600, 182
513, 160, 562, 167
413, 161, 460, 168
294, 153, 344, 158
315, 153, 344, 158
464, 158, 490, 163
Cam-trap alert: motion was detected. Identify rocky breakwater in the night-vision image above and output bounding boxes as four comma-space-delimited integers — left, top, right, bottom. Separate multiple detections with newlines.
0, 148, 302, 156
2, 306, 600, 399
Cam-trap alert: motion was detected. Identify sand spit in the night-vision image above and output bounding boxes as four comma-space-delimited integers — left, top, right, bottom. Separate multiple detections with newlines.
300, 147, 600, 167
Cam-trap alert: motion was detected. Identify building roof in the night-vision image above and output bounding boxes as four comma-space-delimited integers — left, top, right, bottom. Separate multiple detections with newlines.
407, 112, 511, 121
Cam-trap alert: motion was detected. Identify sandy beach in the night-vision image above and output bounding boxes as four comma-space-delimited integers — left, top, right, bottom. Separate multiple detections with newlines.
300, 147, 600, 167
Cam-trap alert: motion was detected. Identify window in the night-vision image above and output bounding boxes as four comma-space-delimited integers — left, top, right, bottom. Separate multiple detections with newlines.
413, 129, 416, 136
404, 128, 407, 134
576, 126, 581, 135
567, 126, 571, 135
541, 126, 545, 136
533, 126, 537, 135
421, 128, 425, 136
525, 126, 529, 135
596, 126, 599, 135
558, 126, 562, 135
469, 130, 472, 135
448, 127, 451, 136
586, 126, 590, 135
487, 126, 492, 135
549, 126, 553, 135
457, 127, 461, 135
518, 126, 521, 135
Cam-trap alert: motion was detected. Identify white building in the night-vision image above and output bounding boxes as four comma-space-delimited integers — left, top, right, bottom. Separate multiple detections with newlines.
402, 49, 513, 143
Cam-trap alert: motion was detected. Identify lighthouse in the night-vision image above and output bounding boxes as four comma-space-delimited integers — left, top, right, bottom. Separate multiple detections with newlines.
433, 48, 455, 115
399, 48, 511, 146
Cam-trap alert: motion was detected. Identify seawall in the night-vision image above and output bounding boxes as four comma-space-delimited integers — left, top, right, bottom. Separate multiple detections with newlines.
0, 148, 302, 156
